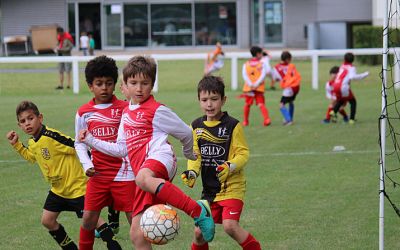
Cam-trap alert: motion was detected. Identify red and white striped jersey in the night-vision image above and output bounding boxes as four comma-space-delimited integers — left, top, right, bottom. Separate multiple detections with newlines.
75, 95, 134, 181
332, 63, 369, 98
82, 95, 196, 178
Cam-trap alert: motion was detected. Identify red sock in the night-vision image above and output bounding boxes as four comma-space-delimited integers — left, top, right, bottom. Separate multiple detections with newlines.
339, 109, 348, 117
243, 104, 250, 124
79, 226, 95, 250
240, 233, 261, 250
156, 181, 201, 218
192, 242, 209, 250
326, 107, 333, 120
259, 104, 270, 120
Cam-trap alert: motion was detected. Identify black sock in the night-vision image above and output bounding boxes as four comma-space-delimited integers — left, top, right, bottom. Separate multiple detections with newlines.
107, 206, 120, 230
48, 224, 77, 250
97, 223, 121, 250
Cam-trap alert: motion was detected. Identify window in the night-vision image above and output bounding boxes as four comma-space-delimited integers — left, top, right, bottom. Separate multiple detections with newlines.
195, 2, 236, 45
151, 4, 192, 46
124, 4, 148, 47
264, 1, 283, 43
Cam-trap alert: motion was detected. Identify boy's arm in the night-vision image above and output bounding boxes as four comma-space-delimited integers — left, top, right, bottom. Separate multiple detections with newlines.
227, 123, 249, 172
74, 113, 94, 172
6, 130, 36, 163
153, 106, 196, 160
182, 127, 202, 188
252, 63, 269, 88
82, 121, 128, 158
349, 66, 369, 81
242, 63, 254, 88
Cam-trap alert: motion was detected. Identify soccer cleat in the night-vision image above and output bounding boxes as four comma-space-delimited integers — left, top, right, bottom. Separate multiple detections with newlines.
94, 229, 101, 238
349, 119, 355, 125
283, 121, 293, 126
270, 86, 276, 90
343, 116, 349, 123
194, 200, 215, 242
329, 111, 337, 123
55, 85, 63, 90
321, 119, 330, 124
263, 118, 271, 127
242, 120, 249, 127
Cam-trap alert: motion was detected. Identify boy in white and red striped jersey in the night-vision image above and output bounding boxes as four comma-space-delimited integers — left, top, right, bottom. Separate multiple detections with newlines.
78, 55, 216, 249
75, 55, 135, 250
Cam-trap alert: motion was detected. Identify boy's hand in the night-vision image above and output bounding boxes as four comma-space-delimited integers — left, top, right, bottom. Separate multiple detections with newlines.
214, 160, 235, 184
6, 131, 19, 145
78, 129, 89, 142
181, 170, 197, 188
85, 167, 96, 177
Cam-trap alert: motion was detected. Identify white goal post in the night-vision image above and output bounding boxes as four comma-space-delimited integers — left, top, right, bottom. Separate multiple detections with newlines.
0, 48, 397, 94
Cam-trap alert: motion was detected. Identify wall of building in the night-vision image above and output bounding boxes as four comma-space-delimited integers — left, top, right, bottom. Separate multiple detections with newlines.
1, 0, 66, 37
316, 0, 372, 22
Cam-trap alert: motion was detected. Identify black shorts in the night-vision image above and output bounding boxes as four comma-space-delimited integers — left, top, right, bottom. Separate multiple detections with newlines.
43, 191, 84, 218
280, 95, 297, 104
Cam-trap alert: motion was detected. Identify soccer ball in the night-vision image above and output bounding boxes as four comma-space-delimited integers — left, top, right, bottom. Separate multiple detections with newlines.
140, 204, 180, 245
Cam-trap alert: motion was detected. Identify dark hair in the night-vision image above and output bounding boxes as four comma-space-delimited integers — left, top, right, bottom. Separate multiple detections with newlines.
250, 46, 263, 57
57, 27, 64, 33
16, 101, 40, 120
123, 56, 157, 86
344, 52, 354, 63
281, 51, 292, 61
329, 66, 340, 74
85, 55, 118, 85
197, 75, 225, 99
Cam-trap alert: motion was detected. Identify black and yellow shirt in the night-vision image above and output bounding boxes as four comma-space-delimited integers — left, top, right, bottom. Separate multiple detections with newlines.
188, 112, 249, 203
12, 125, 87, 199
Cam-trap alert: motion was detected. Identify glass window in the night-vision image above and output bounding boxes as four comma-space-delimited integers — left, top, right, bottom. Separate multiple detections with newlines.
264, 1, 282, 43
68, 3, 76, 45
151, 4, 192, 46
252, 0, 260, 44
124, 4, 148, 47
195, 2, 236, 46
104, 4, 122, 47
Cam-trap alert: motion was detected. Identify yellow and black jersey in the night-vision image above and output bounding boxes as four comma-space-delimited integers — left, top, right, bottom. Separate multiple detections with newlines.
12, 125, 87, 199
188, 112, 249, 203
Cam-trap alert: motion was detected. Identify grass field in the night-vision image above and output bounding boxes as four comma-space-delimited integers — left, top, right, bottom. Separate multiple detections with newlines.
1, 57, 400, 249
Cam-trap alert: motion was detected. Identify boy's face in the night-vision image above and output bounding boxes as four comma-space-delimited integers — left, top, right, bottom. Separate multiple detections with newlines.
329, 73, 337, 81
126, 73, 153, 105
120, 82, 130, 100
89, 76, 116, 104
199, 90, 226, 121
256, 52, 263, 60
17, 110, 43, 138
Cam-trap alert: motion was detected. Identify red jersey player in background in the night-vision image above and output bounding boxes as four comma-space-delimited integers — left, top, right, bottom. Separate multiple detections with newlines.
75, 56, 135, 250
204, 42, 225, 76
321, 66, 349, 124
241, 46, 272, 127
272, 51, 301, 125
330, 52, 369, 124
78, 55, 216, 249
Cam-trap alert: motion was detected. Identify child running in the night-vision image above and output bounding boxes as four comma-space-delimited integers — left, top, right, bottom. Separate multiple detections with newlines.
272, 51, 301, 125
204, 42, 225, 76
77, 55, 215, 249
75, 55, 135, 250
181, 75, 262, 250
6, 101, 117, 250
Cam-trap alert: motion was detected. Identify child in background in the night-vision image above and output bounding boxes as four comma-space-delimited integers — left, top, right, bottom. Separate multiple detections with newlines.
77, 55, 216, 249
88, 33, 95, 56
272, 51, 301, 125
181, 76, 261, 250
75, 55, 135, 250
79, 31, 89, 56
6, 101, 117, 250
330, 52, 369, 124
261, 49, 276, 90
241, 46, 271, 127
322, 66, 348, 124
204, 42, 225, 76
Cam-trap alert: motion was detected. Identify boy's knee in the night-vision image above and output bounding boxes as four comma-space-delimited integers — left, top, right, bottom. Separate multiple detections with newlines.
81, 213, 98, 230
193, 226, 204, 241
41, 216, 57, 230
223, 220, 239, 236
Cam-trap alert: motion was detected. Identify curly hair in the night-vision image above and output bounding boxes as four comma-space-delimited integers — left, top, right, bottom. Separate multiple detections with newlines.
85, 55, 119, 85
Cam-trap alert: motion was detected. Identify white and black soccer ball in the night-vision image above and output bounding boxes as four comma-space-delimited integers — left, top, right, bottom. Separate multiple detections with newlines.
140, 204, 180, 245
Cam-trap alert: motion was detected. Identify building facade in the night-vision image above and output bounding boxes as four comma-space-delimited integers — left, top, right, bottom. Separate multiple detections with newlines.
0, 0, 372, 52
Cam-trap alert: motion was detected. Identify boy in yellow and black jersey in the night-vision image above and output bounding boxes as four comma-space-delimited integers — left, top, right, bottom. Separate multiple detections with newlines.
181, 76, 261, 250
6, 101, 119, 250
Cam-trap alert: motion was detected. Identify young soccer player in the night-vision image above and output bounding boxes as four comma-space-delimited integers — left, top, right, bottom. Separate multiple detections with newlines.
77, 55, 216, 249
75, 55, 135, 250
322, 66, 349, 123
181, 75, 261, 250
6, 101, 118, 250
272, 51, 301, 125
204, 42, 224, 76
261, 49, 276, 90
330, 52, 369, 124
241, 46, 272, 127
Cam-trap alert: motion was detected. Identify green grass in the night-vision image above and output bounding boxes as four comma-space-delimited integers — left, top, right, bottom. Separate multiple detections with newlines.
1, 58, 400, 249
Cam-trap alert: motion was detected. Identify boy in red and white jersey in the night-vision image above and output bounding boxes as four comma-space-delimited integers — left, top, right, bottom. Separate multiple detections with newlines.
78, 56, 215, 249
241, 46, 272, 127
75, 55, 135, 250
322, 66, 348, 123
330, 53, 369, 124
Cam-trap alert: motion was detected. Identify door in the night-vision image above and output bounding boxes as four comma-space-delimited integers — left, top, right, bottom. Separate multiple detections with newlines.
103, 3, 123, 49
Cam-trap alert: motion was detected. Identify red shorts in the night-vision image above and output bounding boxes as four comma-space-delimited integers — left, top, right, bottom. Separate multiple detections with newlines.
132, 159, 171, 217
84, 177, 136, 212
210, 199, 244, 224
245, 91, 265, 106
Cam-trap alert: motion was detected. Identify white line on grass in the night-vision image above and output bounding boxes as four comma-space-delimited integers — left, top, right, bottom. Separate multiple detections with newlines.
0, 150, 378, 165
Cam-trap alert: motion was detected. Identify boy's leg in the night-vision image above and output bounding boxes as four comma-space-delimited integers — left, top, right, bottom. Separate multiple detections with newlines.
289, 101, 294, 121
80, 210, 101, 250
108, 205, 120, 234
192, 227, 209, 250
255, 93, 270, 125
42, 210, 77, 250
349, 97, 357, 121
243, 96, 253, 126
130, 213, 152, 249
95, 219, 122, 250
